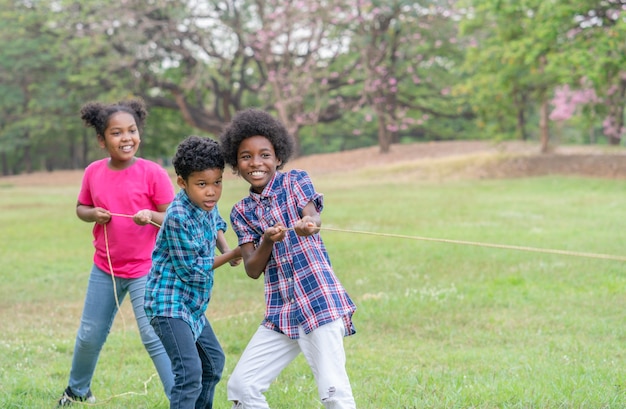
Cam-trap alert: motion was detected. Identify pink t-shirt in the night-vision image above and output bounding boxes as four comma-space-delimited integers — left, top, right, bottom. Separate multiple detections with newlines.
77, 158, 175, 279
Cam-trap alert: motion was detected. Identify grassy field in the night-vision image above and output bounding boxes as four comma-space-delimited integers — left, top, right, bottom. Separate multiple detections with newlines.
1, 164, 625, 408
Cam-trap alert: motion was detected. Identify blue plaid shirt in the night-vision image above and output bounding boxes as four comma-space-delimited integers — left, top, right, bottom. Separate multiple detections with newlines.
145, 189, 227, 340
230, 169, 356, 339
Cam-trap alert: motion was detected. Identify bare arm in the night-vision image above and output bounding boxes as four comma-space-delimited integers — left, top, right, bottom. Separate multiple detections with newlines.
76, 202, 111, 225
212, 247, 242, 269
240, 223, 287, 279
239, 201, 321, 279
293, 201, 321, 236
216, 230, 229, 254
217, 229, 242, 266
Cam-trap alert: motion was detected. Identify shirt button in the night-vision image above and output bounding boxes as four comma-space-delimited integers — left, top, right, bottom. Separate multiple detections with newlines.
281, 257, 287, 263
290, 299, 295, 303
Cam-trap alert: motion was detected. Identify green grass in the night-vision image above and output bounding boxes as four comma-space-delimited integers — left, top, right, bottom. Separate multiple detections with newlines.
1, 170, 625, 408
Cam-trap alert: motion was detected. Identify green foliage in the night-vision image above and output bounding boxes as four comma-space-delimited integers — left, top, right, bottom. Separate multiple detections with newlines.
141, 107, 200, 159
1, 164, 626, 407
346, 0, 474, 149
457, 0, 550, 140
1, 0, 625, 174
299, 111, 378, 155
458, 0, 626, 145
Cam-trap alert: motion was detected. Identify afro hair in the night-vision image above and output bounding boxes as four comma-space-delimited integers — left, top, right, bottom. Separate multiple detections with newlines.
219, 108, 294, 170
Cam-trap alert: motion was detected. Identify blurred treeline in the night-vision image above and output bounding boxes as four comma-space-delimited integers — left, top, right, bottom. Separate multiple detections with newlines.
1, 0, 624, 175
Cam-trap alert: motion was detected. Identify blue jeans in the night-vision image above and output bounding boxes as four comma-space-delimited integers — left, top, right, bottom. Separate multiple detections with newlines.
67, 265, 174, 398
151, 316, 225, 409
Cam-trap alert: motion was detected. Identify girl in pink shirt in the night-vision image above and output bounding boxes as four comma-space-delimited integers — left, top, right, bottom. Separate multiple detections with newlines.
58, 98, 175, 406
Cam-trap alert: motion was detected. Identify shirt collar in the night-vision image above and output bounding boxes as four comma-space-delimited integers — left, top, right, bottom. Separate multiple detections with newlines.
178, 189, 209, 219
249, 171, 282, 204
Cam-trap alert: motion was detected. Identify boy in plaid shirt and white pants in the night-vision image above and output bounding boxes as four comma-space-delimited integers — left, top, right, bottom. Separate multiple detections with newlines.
220, 108, 357, 409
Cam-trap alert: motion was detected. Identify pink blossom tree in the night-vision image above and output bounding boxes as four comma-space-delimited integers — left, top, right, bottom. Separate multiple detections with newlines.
548, 0, 626, 145
348, 0, 468, 153
240, 0, 361, 154
549, 83, 599, 143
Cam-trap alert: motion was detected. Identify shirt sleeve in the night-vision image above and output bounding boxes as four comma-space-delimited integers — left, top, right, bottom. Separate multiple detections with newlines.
77, 163, 96, 206
215, 205, 227, 232
230, 202, 261, 246
164, 209, 214, 285
290, 170, 324, 214
150, 163, 175, 206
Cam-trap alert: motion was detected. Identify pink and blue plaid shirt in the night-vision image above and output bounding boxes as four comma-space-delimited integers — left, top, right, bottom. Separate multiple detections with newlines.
230, 169, 356, 339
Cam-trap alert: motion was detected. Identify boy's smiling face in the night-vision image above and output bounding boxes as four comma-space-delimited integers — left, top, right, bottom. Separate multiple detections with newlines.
236, 135, 282, 194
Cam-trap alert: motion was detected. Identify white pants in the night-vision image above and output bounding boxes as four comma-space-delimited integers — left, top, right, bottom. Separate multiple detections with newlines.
228, 318, 356, 408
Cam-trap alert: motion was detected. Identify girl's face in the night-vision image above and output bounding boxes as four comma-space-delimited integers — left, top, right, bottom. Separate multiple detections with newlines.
236, 135, 281, 194
99, 111, 141, 169
177, 168, 223, 212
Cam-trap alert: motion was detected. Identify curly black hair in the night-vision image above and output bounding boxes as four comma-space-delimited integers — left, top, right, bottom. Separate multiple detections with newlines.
173, 135, 224, 181
219, 108, 294, 170
80, 98, 148, 137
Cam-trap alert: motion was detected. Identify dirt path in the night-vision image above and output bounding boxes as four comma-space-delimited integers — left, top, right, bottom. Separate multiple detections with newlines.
289, 140, 626, 179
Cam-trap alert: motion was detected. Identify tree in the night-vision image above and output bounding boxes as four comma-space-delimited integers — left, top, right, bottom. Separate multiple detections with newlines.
49, 0, 257, 135
0, 0, 75, 174
49, 0, 360, 156
233, 0, 362, 154
460, 0, 626, 151
459, 0, 559, 152
350, 0, 472, 153
7, 0, 578, 174
565, 1, 626, 145
549, 83, 600, 144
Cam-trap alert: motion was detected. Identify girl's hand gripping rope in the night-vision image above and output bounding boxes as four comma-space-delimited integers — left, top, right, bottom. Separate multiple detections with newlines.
133, 209, 155, 226
93, 207, 112, 225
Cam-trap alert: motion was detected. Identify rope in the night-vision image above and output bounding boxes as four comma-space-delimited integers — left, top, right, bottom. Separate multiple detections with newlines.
109, 212, 161, 227
78, 219, 156, 406
83, 214, 624, 405
318, 226, 626, 262
63, 374, 157, 406
109, 212, 626, 262
103, 223, 126, 328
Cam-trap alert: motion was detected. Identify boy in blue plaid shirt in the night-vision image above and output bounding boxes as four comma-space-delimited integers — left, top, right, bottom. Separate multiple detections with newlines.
219, 109, 357, 408
145, 135, 241, 409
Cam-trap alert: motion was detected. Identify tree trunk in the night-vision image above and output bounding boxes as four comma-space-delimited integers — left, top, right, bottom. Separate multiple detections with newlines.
290, 128, 302, 158
539, 99, 550, 153
516, 107, 527, 140
605, 74, 626, 146
376, 108, 391, 154
514, 91, 528, 140
536, 55, 550, 153
1, 152, 8, 176
69, 135, 77, 169
81, 129, 90, 168
23, 143, 32, 173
